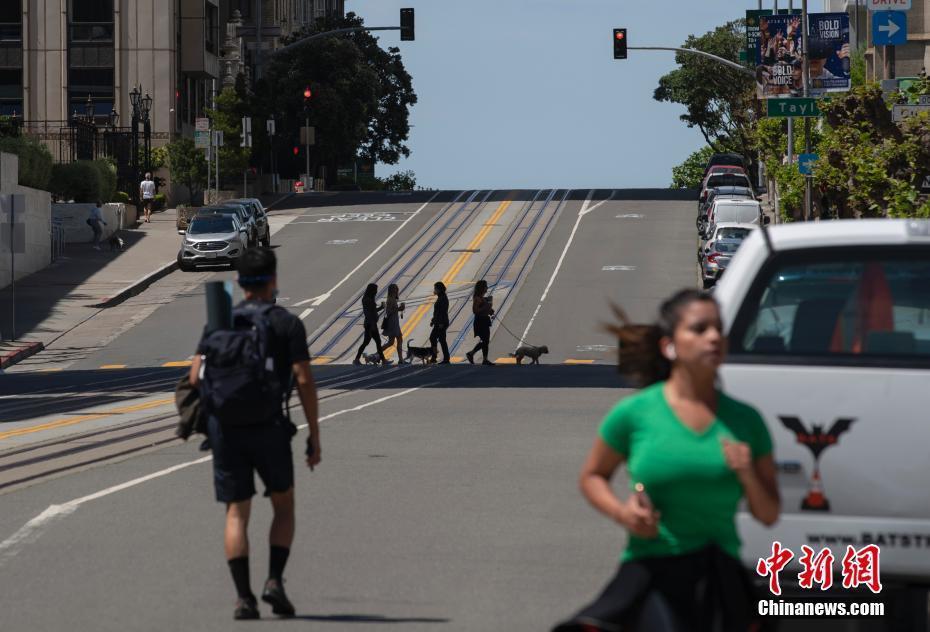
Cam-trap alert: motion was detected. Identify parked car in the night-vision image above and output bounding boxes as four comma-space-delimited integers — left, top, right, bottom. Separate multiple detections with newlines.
698, 186, 756, 232
703, 152, 746, 177
703, 198, 766, 238
178, 214, 249, 271
698, 222, 757, 264
196, 203, 257, 247
700, 239, 744, 288
229, 198, 270, 247
714, 219, 930, 620
699, 173, 755, 208
700, 165, 748, 192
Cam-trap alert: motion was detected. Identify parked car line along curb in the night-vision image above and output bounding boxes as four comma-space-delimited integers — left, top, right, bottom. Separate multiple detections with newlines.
0, 341, 46, 370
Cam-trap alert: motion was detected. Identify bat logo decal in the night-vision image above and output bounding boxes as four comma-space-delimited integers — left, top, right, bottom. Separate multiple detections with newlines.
778, 416, 856, 512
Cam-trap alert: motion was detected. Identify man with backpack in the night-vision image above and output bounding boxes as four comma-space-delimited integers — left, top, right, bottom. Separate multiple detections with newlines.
189, 247, 321, 620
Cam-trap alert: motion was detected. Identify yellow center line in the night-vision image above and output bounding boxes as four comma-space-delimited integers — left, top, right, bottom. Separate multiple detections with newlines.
100, 364, 127, 370
564, 359, 596, 365
163, 360, 193, 368
0, 397, 175, 440
384, 200, 512, 359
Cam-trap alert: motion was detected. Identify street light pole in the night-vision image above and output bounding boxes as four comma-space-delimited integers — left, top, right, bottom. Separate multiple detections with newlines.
787, 0, 795, 169
802, 0, 813, 221
305, 115, 310, 189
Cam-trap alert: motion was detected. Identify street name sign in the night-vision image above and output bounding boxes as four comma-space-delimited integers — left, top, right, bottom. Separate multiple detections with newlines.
873, 11, 907, 46
195, 117, 210, 132
767, 98, 822, 118
867, 0, 911, 10
892, 104, 930, 122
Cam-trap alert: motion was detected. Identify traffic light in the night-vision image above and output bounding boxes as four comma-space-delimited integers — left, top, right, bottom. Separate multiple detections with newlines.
293, 146, 299, 156
302, 86, 312, 114
613, 28, 627, 60
400, 8, 414, 41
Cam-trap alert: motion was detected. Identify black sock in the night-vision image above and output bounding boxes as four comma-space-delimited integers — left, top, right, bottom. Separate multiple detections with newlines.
269, 546, 290, 582
228, 556, 253, 600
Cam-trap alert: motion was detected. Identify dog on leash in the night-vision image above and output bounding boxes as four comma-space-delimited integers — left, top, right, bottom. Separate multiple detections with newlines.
363, 352, 383, 365
509, 344, 549, 365
406, 341, 434, 364
107, 233, 125, 252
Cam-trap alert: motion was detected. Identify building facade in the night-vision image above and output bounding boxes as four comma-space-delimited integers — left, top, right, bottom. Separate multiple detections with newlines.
825, 0, 929, 80
1, 0, 227, 147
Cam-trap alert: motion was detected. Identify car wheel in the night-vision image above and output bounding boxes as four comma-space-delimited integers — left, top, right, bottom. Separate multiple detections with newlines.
261, 231, 270, 247
178, 255, 193, 272
702, 277, 714, 289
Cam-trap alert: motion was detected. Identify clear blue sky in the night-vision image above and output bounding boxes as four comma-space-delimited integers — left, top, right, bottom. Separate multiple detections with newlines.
350, 0, 756, 190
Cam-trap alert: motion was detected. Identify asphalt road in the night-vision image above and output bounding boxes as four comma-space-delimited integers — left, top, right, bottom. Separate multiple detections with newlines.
0, 191, 898, 631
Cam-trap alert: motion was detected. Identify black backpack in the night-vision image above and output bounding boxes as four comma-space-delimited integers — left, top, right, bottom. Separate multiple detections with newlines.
198, 302, 284, 426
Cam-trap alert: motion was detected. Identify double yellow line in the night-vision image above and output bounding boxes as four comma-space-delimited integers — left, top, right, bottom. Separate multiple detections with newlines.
384, 200, 512, 359
0, 397, 175, 440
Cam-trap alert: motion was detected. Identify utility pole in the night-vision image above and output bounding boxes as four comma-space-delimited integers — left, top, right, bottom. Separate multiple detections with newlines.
787, 0, 794, 170
802, 4, 811, 220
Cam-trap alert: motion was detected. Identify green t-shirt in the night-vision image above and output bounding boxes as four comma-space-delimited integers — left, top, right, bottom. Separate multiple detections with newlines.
599, 381, 773, 562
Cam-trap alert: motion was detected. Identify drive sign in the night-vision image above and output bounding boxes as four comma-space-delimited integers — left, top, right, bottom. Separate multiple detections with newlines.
868, 0, 911, 10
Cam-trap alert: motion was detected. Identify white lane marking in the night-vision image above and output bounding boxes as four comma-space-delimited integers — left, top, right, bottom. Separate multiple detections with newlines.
325, 239, 359, 245
0, 386, 426, 567
299, 308, 314, 320
294, 294, 329, 307
616, 213, 643, 219
292, 191, 441, 309
602, 265, 637, 271
518, 190, 617, 345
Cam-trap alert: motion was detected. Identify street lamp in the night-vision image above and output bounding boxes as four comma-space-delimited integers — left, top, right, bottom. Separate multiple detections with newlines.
109, 108, 119, 129
85, 94, 94, 121
141, 93, 152, 121
129, 86, 141, 110
141, 93, 153, 175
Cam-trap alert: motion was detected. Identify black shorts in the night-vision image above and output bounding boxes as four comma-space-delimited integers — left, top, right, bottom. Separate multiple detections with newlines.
208, 416, 294, 503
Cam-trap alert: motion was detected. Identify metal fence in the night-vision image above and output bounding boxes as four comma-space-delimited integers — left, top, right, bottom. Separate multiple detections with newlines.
50, 218, 64, 261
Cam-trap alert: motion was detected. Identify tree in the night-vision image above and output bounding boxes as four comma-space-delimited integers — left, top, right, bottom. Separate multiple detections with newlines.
257, 12, 416, 182
207, 86, 251, 187
167, 137, 207, 204
383, 170, 416, 191
670, 146, 715, 188
654, 21, 758, 163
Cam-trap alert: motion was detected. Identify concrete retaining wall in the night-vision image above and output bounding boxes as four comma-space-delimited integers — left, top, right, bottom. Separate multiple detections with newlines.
52, 203, 128, 244
0, 152, 52, 289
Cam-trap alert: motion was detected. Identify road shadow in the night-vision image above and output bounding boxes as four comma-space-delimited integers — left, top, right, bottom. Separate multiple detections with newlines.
0, 365, 628, 425
277, 614, 450, 624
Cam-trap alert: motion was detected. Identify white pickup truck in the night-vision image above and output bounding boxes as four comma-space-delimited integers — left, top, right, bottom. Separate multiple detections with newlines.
714, 219, 930, 624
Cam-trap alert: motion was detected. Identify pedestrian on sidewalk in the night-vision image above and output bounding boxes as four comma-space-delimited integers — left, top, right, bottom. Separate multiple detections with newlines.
189, 247, 321, 620
139, 172, 156, 223
429, 281, 450, 364
380, 283, 407, 363
88, 201, 106, 250
353, 283, 388, 365
465, 280, 495, 365
552, 289, 779, 632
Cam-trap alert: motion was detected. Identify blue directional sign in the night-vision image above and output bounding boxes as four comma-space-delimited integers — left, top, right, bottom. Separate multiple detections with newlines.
798, 153, 819, 175
873, 11, 907, 47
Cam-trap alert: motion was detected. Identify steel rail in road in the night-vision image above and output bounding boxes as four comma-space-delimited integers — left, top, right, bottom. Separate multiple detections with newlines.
312, 190, 496, 359
447, 189, 569, 354
629, 47, 755, 78
0, 365, 440, 492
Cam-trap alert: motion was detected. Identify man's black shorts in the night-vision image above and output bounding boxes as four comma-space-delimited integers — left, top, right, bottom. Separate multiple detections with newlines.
208, 416, 294, 503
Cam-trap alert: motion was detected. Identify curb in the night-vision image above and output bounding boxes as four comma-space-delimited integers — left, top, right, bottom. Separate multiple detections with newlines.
0, 341, 45, 370
264, 193, 296, 212
91, 259, 179, 309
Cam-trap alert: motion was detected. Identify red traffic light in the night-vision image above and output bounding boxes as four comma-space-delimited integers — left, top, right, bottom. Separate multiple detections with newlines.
615, 31, 625, 40
303, 87, 312, 99
293, 146, 299, 156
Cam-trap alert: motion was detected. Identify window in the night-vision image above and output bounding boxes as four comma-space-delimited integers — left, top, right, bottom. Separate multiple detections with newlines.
0, 0, 21, 24
731, 249, 930, 362
69, 0, 113, 23
205, 3, 218, 54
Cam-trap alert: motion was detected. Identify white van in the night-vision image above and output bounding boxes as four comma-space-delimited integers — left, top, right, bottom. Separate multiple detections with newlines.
707, 199, 763, 230
715, 219, 930, 623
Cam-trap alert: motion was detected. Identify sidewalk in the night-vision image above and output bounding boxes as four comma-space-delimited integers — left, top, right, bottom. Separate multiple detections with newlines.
0, 194, 293, 368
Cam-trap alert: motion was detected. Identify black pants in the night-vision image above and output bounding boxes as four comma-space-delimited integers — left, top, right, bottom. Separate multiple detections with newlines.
429, 325, 449, 361
552, 546, 763, 632
356, 322, 384, 360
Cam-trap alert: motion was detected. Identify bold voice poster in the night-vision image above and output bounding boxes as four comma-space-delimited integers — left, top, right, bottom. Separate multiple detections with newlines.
755, 13, 850, 98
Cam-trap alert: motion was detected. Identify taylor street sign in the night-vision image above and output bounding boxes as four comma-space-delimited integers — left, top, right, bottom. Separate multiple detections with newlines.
867, 0, 911, 10
767, 98, 823, 118
892, 104, 930, 122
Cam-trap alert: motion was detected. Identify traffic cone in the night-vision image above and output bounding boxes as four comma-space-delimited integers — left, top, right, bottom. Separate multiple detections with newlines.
802, 468, 830, 511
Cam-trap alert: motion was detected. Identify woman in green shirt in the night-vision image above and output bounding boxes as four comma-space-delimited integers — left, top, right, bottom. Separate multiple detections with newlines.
554, 289, 780, 632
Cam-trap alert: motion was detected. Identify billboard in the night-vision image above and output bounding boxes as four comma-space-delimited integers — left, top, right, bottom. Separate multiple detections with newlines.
755, 13, 850, 99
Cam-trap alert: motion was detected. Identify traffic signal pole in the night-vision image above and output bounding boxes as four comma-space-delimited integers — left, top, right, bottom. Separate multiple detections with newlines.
802, 0, 813, 221
626, 47, 756, 77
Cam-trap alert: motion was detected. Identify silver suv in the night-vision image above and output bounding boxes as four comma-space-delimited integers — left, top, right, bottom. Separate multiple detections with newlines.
230, 198, 270, 246
178, 214, 249, 271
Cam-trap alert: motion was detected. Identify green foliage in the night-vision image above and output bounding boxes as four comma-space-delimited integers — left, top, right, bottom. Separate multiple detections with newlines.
50, 162, 100, 203
671, 146, 715, 188
0, 135, 54, 190
153, 192, 167, 211
654, 20, 758, 160
850, 48, 866, 88
206, 87, 250, 186
112, 190, 130, 204
91, 159, 117, 203
382, 170, 416, 191
166, 137, 207, 203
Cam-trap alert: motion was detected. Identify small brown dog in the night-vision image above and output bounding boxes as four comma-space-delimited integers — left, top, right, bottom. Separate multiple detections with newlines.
509, 345, 549, 365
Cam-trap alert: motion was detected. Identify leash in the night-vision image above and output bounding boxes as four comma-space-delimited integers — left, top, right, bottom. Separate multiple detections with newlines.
492, 314, 542, 352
